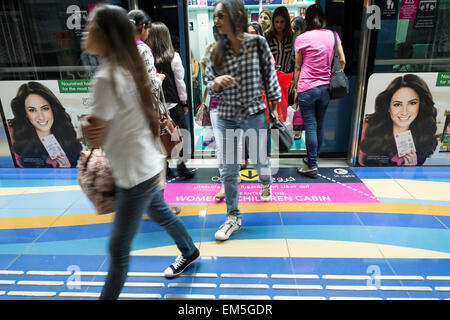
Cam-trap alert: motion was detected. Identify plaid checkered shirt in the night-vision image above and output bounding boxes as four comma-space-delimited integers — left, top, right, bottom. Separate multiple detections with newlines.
205, 34, 281, 122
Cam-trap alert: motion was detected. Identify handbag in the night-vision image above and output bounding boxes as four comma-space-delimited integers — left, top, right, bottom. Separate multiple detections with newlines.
194, 90, 212, 127
329, 31, 349, 100
78, 148, 115, 215
270, 119, 293, 153
157, 87, 183, 157
292, 109, 304, 131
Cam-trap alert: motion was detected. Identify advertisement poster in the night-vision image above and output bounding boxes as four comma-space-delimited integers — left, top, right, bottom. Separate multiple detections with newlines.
380, 0, 399, 20
399, 0, 418, 19
0, 80, 91, 168
414, 0, 439, 29
358, 73, 450, 166
440, 113, 450, 152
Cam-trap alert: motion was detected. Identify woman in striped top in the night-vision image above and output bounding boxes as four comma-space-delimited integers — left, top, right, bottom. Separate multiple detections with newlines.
264, 6, 294, 73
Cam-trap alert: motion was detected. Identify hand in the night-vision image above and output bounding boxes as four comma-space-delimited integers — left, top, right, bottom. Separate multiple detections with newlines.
270, 108, 279, 125
402, 150, 418, 166
55, 153, 71, 168
183, 106, 189, 114
157, 73, 165, 81
82, 115, 109, 147
294, 92, 298, 106
213, 75, 235, 92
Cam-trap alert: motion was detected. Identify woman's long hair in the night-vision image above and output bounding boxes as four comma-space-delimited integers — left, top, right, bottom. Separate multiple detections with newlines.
265, 6, 293, 44
210, 0, 248, 72
90, 5, 159, 136
8, 82, 82, 167
146, 22, 175, 66
360, 74, 437, 162
305, 3, 327, 31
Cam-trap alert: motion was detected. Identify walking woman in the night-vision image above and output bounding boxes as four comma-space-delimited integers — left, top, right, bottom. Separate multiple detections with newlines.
294, 4, 346, 177
204, 0, 281, 241
147, 22, 195, 179
81, 5, 199, 300
265, 6, 294, 73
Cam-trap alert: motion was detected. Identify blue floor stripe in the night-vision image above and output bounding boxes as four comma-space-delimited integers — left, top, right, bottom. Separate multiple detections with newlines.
0, 224, 448, 256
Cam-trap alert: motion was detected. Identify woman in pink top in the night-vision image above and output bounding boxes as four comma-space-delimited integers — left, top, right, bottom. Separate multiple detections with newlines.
293, 4, 346, 178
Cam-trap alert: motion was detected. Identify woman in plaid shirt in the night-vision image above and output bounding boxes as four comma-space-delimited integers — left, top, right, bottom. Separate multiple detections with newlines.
204, 0, 281, 241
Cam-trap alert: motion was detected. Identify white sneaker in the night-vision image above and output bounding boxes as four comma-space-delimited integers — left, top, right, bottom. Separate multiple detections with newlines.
260, 184, 272, 202
214, 215, 242, 241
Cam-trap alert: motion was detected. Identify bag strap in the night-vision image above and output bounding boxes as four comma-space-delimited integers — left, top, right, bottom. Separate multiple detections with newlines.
83, 148, 97, 169
331, 31, 342, 72
158, 86, 169, 116
201, 89, 208, 105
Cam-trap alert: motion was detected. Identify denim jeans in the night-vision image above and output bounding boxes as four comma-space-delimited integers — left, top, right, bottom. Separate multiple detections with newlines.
298, 85, 330, 169
100, 174, 197, 300
215, 111, 272, 218
209, 108, 224, 181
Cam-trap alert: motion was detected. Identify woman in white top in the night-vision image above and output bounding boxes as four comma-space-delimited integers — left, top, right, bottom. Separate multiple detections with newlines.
147, 21, 195, 179
81, 5, 199, 300
127, 9, 164, 95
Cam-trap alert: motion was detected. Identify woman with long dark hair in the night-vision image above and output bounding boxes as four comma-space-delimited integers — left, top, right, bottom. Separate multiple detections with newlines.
294, 3, 346, 177
8, 81, 82, 168
81, 4, 199, 300
205, 0, 281, 241
359, 74, 438, 166
147, 21, 195, 179
264, 6, 294, 73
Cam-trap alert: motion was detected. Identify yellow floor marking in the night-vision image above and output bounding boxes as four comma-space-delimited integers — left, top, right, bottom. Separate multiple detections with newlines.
0, 202, 449, 229
130, 239, 450, 259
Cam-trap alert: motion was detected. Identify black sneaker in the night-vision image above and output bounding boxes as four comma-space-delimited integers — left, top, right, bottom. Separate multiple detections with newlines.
297, 167, 318, 178
164, 248, 200, 278
175, 162, 195, 180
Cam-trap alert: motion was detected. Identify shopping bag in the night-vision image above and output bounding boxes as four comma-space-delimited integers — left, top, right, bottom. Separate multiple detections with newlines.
78, 149, 115, 215
157, 87, 183, 157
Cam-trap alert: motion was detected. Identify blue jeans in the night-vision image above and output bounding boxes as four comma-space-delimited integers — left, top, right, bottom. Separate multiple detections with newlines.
298, 85, 330, 169
209, 108, 224, 181
215, 111, 272, 218
100, 174, 197, 300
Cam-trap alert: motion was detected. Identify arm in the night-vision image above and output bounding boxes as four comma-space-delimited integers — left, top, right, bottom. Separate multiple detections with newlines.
337, 44, 346, 70
83, 77, 116, 147
192, 60, 199, 79
259, 36, 281, 111
293, 50, 303, 98
171, 53, 187, 105
138, 44, 162, 94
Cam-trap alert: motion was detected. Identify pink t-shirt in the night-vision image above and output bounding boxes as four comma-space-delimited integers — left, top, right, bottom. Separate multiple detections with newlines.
295, 29, 341, 93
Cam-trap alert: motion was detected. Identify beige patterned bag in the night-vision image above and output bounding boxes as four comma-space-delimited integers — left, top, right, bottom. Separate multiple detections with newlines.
78, 149, 115, 215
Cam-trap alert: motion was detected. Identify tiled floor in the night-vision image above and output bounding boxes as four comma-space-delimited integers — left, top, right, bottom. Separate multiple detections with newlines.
0, 160, 449, 300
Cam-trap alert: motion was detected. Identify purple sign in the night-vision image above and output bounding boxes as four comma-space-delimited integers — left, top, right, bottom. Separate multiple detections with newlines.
399, 0, 418, 19
164, 182, 379, 204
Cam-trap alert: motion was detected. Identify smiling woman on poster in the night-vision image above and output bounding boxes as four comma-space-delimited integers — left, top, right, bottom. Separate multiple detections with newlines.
8, 81, 82, 168
359, 74, 438, 166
